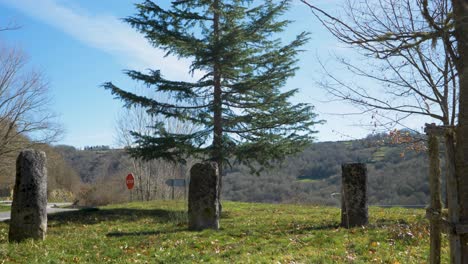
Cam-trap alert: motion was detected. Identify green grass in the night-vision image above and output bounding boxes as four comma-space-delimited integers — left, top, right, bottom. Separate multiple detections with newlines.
0, 205, 10, 212
0, 201, 447, 263
371, 146, 390, 162
296, 178, 318, 183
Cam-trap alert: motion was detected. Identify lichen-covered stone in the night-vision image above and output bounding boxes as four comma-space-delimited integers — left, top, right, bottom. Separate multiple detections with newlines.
188, 162, 220, 230
341, 163, 368, 228
9, 150, 47, 242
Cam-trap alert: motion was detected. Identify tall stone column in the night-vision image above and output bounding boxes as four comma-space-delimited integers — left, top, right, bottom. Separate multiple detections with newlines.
9, 150, 48, 242
341, 163, 368, 228
188, 162, 220, 230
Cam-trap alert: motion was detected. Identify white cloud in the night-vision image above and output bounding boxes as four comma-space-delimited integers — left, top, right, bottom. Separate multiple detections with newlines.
0, 0, 193, 79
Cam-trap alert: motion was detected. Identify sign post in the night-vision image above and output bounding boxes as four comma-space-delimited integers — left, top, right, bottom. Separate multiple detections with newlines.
165, 179, 187, 200
126, 173, 135, 201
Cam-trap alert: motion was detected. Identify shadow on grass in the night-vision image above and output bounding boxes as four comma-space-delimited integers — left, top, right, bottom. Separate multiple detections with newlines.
301, 223, 341, 231
47, 207, 231, 227
106, 230, 180, 237
285, 223, 341, 234
372, 218, 410, 228
47, 207, 188, 227
220, 211, 232, 219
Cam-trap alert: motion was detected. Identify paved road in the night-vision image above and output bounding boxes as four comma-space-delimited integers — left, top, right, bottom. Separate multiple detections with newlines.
0, 203, 78, 221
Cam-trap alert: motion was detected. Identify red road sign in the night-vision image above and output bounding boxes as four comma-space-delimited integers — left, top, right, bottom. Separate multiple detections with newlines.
126, 173, 134, 190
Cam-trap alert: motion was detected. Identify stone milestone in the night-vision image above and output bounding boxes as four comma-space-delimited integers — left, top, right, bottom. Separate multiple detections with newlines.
188, 162, 220, 230
9, 149, 48, 242
341, 163, 368, 228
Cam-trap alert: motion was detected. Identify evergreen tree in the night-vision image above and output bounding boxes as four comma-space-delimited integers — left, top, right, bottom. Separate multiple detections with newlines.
104, 0, 321, 177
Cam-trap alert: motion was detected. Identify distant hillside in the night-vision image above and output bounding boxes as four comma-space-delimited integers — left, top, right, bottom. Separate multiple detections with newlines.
223, 135, 432, 206
54, 146, 131, 183
0, 141, 82, 200
55, 134, 434, 206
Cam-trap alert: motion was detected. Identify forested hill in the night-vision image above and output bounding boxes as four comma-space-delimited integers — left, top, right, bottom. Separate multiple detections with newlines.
223, 135, 431, 206
55, 135, 432, 206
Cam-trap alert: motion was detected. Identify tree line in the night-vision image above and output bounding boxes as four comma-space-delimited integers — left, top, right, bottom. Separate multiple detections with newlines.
52, 133, 431, 207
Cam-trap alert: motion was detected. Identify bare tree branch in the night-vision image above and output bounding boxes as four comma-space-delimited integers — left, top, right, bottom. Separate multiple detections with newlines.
303, 0, 457, 131
0, 44, 62, 163
114, 88, 195, 201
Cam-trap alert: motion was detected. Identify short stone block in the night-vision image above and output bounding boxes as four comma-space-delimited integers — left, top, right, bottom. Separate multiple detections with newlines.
341, 163, 368, 228
188, 162, 220, 231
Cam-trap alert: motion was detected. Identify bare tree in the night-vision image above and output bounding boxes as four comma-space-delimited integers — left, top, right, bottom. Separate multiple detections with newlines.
0, 21, 21, 32
0, 44, 62, 174
302, 0, 456, 130
302, 0, 468, 262
115, 91, 194, 201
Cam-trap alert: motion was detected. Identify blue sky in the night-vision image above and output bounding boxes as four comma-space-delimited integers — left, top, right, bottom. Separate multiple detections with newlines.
0, 0, 397, 148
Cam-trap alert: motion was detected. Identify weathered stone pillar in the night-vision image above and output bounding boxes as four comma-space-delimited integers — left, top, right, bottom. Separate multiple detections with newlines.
9, 150, 47, 242
188, 162, 220, 230
341, 163, 368, 228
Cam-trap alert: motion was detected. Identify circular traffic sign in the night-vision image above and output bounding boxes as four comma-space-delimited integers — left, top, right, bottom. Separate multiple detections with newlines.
126, 173, 135, 190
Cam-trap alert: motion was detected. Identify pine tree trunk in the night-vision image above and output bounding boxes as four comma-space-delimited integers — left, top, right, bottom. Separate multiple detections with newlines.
212, 0, 223, 212
452, 1, 468, 262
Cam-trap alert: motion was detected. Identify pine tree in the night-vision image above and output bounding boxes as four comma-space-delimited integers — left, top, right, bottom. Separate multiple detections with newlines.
104, 0, 321, 179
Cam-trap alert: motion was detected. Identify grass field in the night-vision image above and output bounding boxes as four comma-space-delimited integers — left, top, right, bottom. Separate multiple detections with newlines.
0, 201, 448, 263
296, 178, 318, 183
371, 147, 390, 162
0, 205, 10, 212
